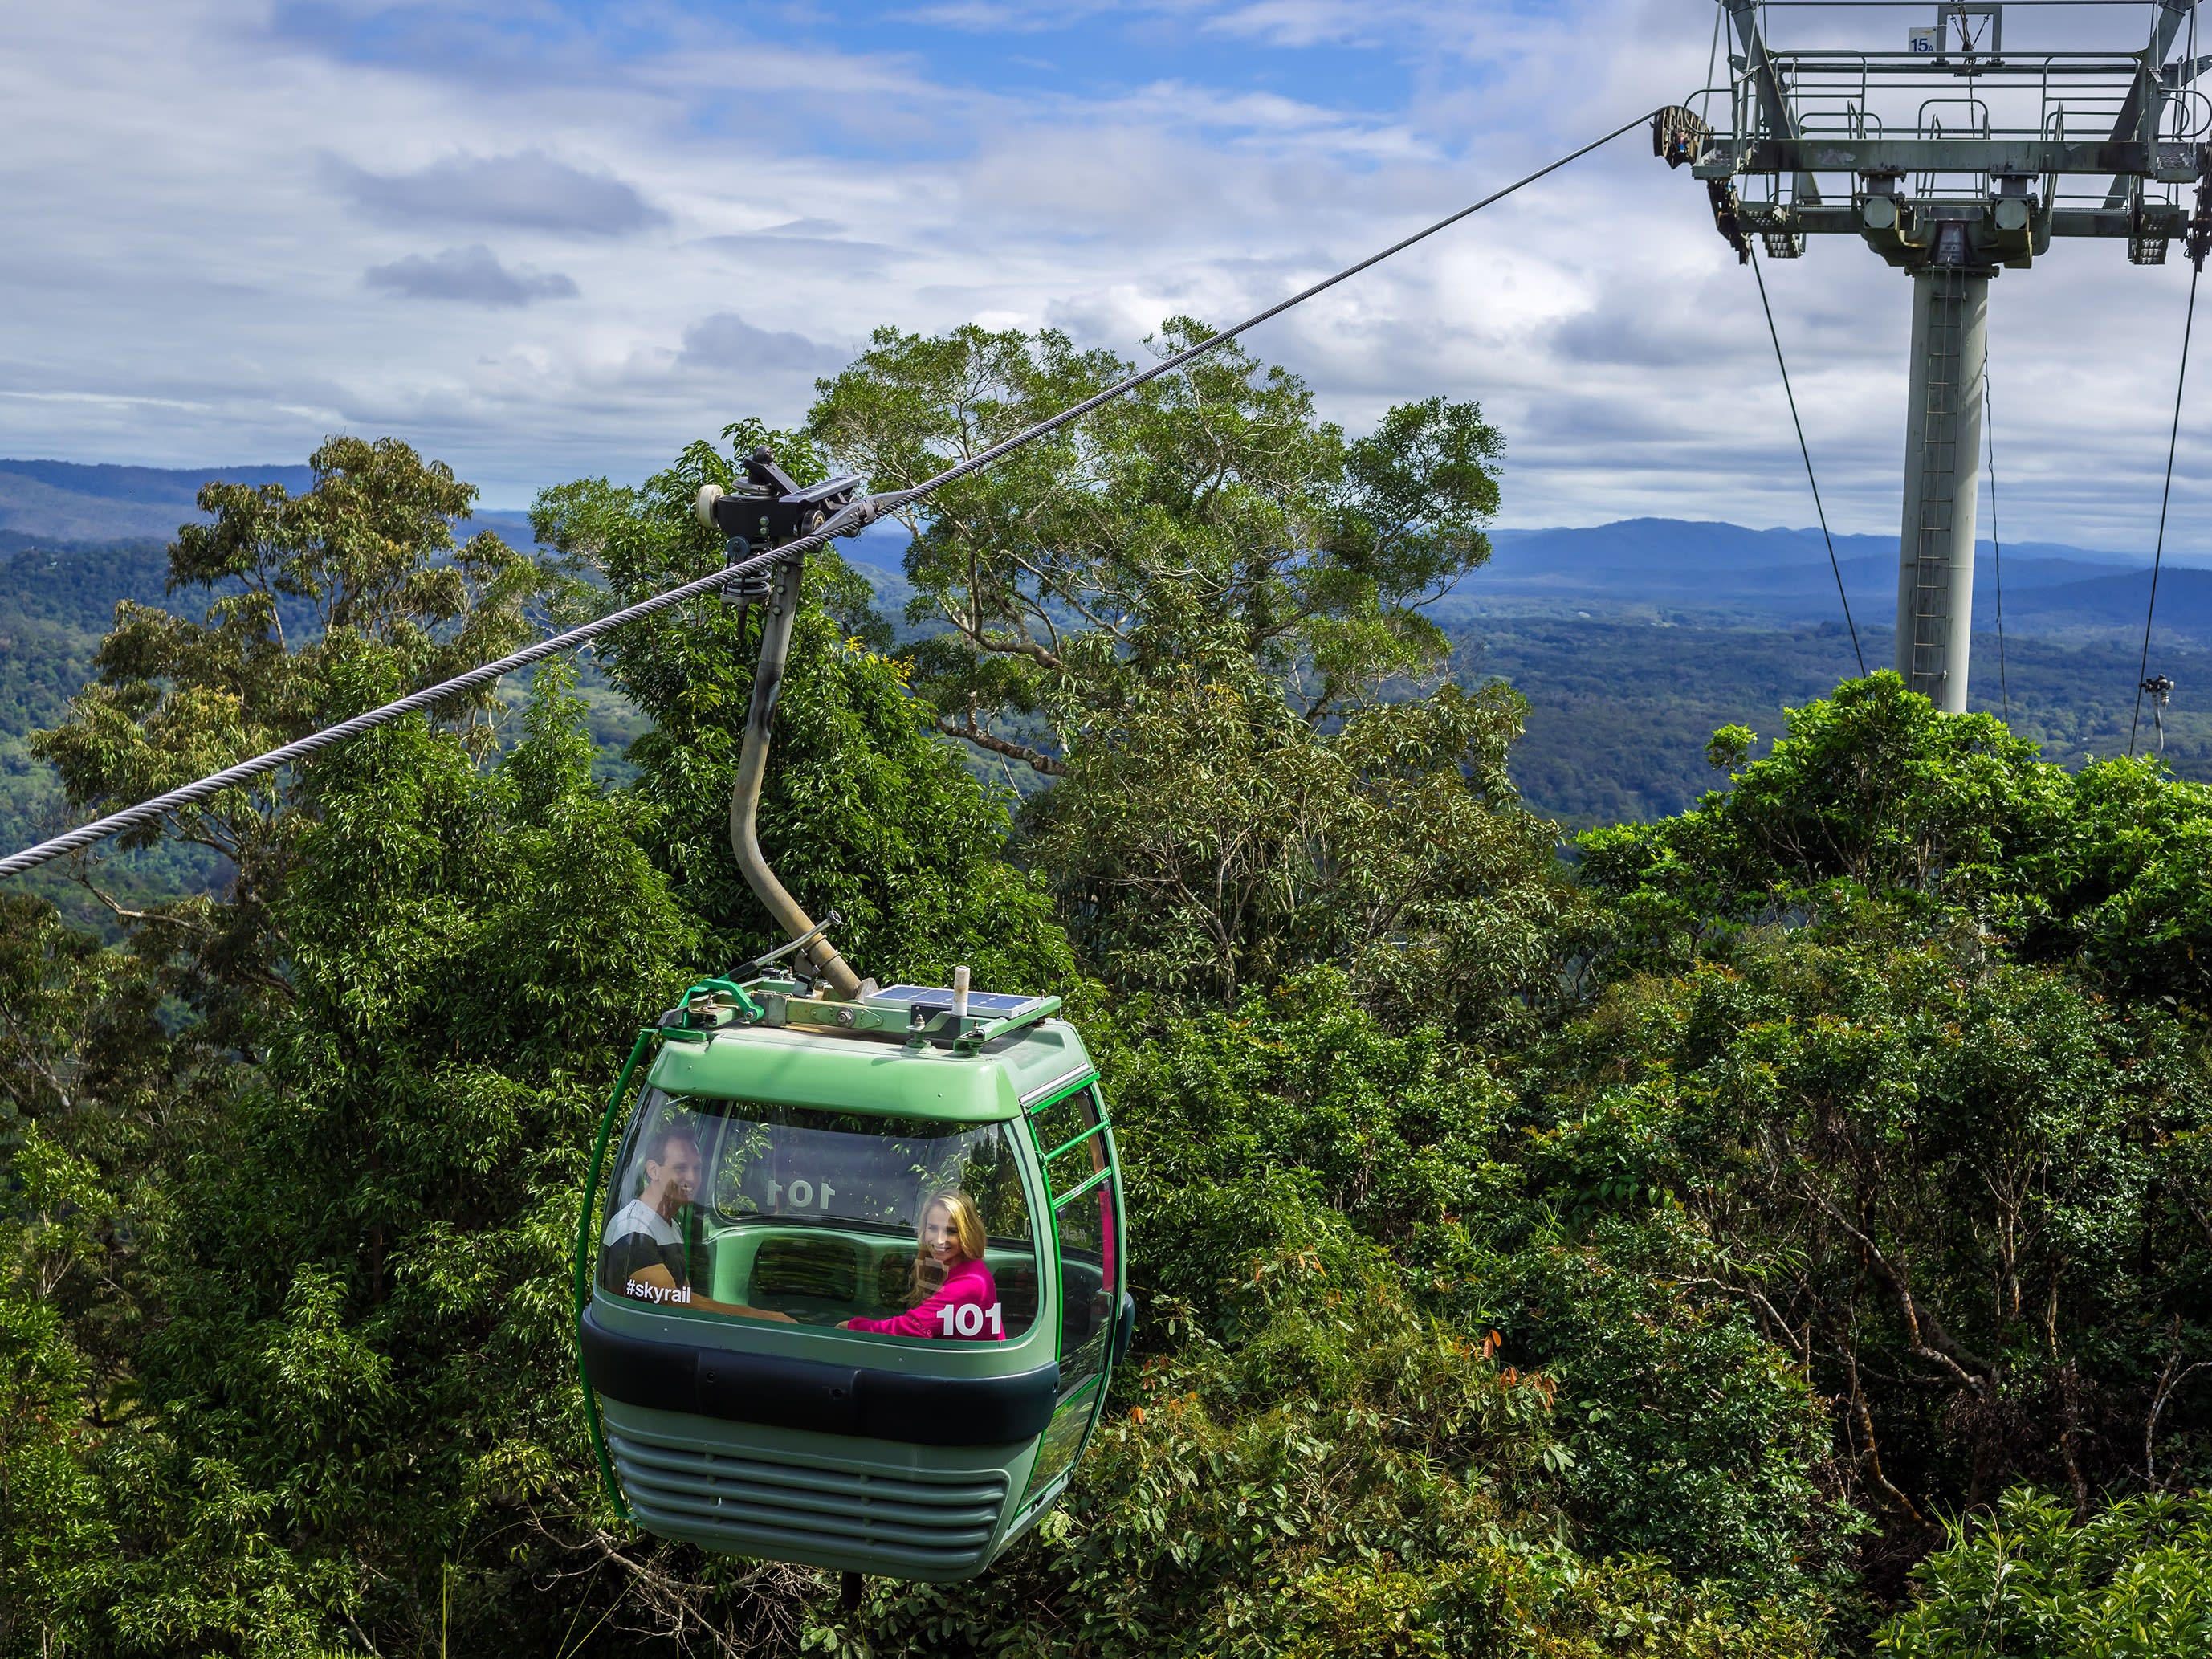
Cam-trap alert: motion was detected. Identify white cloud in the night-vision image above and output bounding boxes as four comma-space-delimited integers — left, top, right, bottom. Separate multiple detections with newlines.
0, 0, 2204, 562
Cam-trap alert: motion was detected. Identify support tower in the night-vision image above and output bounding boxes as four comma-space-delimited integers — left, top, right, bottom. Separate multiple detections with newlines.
1662, 1, 2211, 711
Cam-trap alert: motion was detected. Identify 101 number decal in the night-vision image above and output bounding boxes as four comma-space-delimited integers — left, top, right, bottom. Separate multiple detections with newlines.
939, 1302, 1004, 1337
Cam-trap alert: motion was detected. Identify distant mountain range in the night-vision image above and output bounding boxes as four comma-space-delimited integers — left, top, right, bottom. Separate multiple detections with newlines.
10, 460, 2199, 646
7, 459, 2206, 838
1452, 519, 2212, 643
0, 458, 536, 551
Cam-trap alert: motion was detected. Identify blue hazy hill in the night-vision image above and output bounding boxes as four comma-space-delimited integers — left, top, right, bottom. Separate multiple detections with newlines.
0, 458, 536, 549
1446, 517, 2212, 642
7, 464, 2198, 642
7, 465, 2206, 834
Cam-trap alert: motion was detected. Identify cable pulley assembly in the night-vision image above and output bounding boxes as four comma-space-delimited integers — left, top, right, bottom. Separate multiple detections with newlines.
696, 449, 868, 548
1652, 105, 1712, 170
695, 447, 867, 618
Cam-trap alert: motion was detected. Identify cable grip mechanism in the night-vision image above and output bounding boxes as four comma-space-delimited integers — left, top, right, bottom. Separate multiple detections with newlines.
697, 450, 871, 616
695, 449, 869, 552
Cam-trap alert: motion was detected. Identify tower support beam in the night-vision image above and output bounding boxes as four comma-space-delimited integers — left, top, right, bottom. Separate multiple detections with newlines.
1896, 266, 1990, 712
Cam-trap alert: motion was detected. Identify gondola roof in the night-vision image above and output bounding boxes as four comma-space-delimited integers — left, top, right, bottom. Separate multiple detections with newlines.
651, 1013, 1097, 1123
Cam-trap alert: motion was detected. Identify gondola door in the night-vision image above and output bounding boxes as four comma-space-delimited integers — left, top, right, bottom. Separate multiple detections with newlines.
1012, 1082, 1124, 1521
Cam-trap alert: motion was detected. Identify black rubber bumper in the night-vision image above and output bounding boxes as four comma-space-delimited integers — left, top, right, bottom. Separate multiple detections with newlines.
580, 1305, 1061, 1446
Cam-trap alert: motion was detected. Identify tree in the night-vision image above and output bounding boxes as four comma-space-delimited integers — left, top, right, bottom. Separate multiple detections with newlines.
13, 436, 854, 1654
809, 321, 1504, 773
31, 434, 542, 1045
1995, 752, 2212, 1009
0, 889, 215, 1657
1578, 672, 2212, 1009
1522, 931, 2212, 1565
1877, 1489, 2212, 1657
1020, 666, 1583, 1037
0, 1073, 116, 1653
1069, 971, 1849, 1625
76, 666, 735, 1655
829, 1221, 1827, 1659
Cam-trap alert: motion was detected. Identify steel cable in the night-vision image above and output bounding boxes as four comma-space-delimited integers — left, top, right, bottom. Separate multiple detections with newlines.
0, 535, 816, 879
2, 109, 1660, 882
2129, 259, 2201, 760
1750, 245, 1868, 676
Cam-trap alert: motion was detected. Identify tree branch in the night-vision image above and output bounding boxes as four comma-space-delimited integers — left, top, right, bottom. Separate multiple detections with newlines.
973, 630, 1065, 671
1674, 1275, 1808, 1370
75, 872, 218, 937
1807, 1185, 1991, 1392
1846, 1343, 1929, 1527
2146, 1317, 2212, 1489
937, 715, 1067, 777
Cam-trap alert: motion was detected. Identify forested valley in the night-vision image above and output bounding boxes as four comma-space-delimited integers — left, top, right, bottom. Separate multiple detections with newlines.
5, 322, 2210, 1657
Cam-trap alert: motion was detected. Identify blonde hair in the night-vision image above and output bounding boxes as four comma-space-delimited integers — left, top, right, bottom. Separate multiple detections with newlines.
908, 1190, 988, 1302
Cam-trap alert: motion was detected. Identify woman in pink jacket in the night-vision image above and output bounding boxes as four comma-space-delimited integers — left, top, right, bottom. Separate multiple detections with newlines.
845, 1191, 1006, 1340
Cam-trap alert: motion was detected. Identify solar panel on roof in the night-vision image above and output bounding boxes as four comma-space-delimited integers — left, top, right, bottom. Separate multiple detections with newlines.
872, 984, 1045, 1017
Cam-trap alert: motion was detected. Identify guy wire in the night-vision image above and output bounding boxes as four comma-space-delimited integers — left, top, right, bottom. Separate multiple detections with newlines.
1750, 245, 1868, 676
2130, 259, 2201, 760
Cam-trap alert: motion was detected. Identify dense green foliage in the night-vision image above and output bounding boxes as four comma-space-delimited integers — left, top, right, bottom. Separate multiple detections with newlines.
1877, 1490, 2212, 1656
5, 331, 2210, 1657
1581, 672, 2212, 1005
1022, 673, 1581, 1039
0, 540, 227, 930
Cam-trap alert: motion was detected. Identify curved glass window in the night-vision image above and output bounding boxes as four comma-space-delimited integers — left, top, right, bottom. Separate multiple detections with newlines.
599, 1090, 1038, 1341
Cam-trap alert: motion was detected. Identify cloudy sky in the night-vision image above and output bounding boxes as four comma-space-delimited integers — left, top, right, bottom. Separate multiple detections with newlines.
4, 0, 2209, 550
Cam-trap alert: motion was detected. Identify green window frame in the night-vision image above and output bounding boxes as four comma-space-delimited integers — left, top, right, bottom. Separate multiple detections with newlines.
1013, 1080, 1122, 1519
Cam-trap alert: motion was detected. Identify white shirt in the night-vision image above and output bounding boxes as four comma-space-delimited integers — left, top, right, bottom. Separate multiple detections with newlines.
604, 1197, 679, 1249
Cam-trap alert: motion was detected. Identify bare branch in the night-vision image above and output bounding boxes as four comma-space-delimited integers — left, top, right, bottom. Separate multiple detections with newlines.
1847, 1343, 1929, 1527
521, 1510, 812, 1659
973, 631, 1065, 671
2042, 1278, 2091, 1517
2147, 1318, 2212, 1488
74, 872, 218, 937
1674, 1274, 1809, 1370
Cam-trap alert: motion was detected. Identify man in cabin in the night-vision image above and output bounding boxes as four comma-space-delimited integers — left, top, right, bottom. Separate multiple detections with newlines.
601, 1122, 792, 1321
601, 1121, 699, 1297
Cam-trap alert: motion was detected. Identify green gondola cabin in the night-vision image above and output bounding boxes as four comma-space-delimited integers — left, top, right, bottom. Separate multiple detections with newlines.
576, 976, 1130, 1581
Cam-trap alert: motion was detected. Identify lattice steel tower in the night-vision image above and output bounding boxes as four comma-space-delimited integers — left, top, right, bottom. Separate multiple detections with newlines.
1660, 1, 2212, 711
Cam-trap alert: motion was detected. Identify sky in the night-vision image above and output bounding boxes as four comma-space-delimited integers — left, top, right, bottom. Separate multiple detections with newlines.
5, 0, 2211, 551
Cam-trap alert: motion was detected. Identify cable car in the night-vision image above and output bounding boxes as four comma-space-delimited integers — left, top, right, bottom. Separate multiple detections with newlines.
572, 455, 1130, 1582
